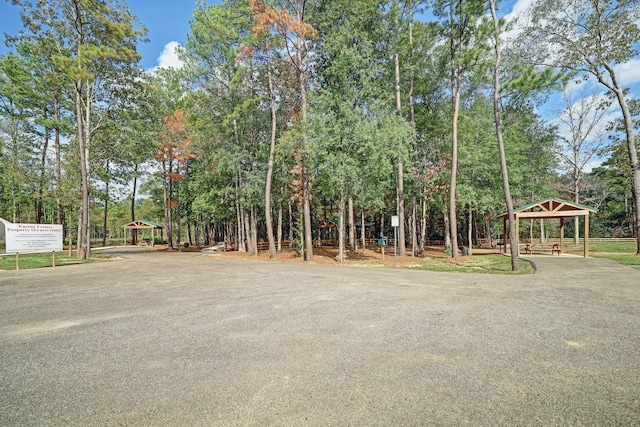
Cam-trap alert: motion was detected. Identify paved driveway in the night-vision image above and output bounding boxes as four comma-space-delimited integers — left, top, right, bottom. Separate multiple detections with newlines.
1, 250, 639, 426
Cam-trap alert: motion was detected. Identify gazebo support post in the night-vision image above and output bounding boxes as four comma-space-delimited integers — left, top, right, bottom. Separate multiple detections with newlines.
560, 218, 565, 253
584, 214, 589, 257
515, 216, 520, 256
502, 218, 507, 254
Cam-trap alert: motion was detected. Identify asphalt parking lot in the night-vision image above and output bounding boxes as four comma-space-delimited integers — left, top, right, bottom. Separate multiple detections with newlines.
1, 249, 639, 426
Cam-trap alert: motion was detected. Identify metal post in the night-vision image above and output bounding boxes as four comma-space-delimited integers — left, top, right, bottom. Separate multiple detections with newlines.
391, 215, 399, 268
394, 225, 397, 268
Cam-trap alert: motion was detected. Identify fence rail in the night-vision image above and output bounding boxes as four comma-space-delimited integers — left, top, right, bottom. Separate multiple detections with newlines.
252, 237, 636, 251
527, 237, 636, 244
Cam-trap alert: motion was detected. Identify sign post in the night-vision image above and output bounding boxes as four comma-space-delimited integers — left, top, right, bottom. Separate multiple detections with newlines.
391, 215, 399, 268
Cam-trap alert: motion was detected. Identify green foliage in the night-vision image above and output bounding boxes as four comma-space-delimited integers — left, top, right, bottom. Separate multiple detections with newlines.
587, 142, 636, 237
0, 0, 634, 250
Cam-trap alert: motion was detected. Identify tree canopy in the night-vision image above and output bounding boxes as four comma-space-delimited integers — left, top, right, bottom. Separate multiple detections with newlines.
1, 0, 638, 259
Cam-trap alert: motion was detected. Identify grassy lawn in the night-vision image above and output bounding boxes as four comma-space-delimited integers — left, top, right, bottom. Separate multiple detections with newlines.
594, 253, 640, 269
0, 252, 106, 270
408, 253, 533, 274
564, 241, 640, 270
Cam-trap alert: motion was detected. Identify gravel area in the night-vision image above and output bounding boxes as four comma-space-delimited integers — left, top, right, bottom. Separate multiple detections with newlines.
1, 248, 639, 426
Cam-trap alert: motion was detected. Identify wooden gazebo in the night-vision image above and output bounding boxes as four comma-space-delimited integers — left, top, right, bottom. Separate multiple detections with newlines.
123, 220, 163, 247
497, 198, 597, 257
317, 219, 338, 246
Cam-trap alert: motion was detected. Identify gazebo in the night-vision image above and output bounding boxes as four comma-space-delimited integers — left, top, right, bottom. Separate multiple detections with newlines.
123, 220, 163, 247
497, 198, 597, 257
317, 219, 338, 246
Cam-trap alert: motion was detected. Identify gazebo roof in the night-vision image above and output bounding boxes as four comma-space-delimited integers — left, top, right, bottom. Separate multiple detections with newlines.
318, 218, 338, 229
123, 220, 163, 229
497, 198, 597, 220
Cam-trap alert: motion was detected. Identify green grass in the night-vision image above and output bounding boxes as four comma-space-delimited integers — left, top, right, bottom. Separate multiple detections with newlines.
0, 252, 106, 270
589, 242, 640, 270
409, 254, 533, 274
593, 253, 640, 269
588, 241, 637, 254
563, 241, 640, 270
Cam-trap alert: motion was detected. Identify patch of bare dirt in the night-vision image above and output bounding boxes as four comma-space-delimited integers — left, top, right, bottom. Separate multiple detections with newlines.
153, 243, 503, 267
193, 245, 477, 268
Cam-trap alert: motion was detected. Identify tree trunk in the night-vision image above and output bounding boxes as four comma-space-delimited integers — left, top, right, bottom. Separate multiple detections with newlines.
244, 207, 253, 255
295, 31, 314, 261
236, 178, 245, 252
490, 0, 518, 270
467, 207, 473, 256
337, 193, 346, 263
420, 197, 427, 250
102, 161, 109, 247
265, 46, 278, 259
164, 159, 174, 249
303, 177, 313, 260
408, 5, 418, 258
194, 216, 200, 247
251, 207, 258, 255
176, 178, 181, 252
54, 95, 64, 228
449, 81, 460, 258
444, 204, 451, 249
277, 202, 283, 252
76, 208, 82, 255
348, 195, 355, 253
411, 197, 418, 257
574, 181, 580, 246
529, 220, 534, 243
288, 201, 294, 249
361, 210, 366, 254
394, 51, 406, 257
76, 78, 91, 260
37, 113, 49, 224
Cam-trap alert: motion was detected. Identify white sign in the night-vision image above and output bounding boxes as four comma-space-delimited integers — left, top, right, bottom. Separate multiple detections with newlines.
1, 219, 63, 254
391, 215, 400, 227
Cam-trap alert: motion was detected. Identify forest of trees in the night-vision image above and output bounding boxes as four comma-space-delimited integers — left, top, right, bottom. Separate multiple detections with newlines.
1, 0, 639, 265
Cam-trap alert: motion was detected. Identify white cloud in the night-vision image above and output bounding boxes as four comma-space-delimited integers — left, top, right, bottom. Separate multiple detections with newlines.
615, 58, 640, 86
501, 0, 537, 46
152, 41, 184, 71
583, 159, 603, 174
505, 0, 535, 22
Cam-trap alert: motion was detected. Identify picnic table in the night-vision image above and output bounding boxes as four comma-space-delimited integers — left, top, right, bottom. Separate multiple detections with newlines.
522, 243, 561, 255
